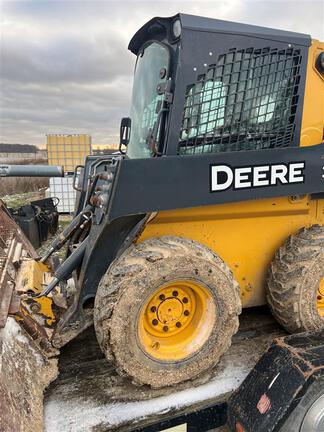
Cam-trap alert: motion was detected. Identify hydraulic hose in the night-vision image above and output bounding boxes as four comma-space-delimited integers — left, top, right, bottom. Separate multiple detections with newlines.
40, 204, 93, 262
33, 238, 88, 298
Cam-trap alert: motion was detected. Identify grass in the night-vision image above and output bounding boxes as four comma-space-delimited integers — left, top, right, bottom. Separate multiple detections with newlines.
1, 190, 46, 208
0, 158, 49, 197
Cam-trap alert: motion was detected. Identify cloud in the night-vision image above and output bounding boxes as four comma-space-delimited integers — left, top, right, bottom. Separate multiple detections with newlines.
1, 0, 323, 146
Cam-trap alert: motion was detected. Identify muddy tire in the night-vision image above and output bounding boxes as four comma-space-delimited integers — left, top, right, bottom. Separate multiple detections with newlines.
94, 236, 241, 388
267, 225, 324, 333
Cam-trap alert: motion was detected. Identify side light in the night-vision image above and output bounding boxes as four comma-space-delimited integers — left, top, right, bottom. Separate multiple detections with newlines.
172, 19, 182, 39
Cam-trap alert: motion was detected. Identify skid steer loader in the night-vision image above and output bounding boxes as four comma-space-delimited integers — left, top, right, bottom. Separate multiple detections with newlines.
1, 13, 324, 390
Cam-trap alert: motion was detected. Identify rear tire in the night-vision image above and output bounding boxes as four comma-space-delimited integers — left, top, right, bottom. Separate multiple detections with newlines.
94, 236, 241, 388
267, 225, 324, 333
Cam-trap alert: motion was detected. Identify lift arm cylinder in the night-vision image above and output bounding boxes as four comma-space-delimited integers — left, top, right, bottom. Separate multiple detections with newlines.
0, 164, 64, 177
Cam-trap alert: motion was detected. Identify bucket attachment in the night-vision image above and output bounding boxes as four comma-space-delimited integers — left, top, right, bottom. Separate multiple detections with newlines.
0, 200, 37, 328
0, 200, 59, 432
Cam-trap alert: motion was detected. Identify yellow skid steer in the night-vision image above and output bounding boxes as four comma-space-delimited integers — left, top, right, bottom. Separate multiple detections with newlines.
1, 13, 324, 431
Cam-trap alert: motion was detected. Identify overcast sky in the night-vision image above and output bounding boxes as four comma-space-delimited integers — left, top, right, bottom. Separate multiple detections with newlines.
1, 0, 323, 147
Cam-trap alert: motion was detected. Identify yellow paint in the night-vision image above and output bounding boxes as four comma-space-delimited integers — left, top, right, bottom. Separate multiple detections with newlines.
160, 426, 187, 432
139, 197, 323, 307
138, 40, 324, 309
138, 280, 215, 361
47, 134, 92, 172
18, 260, 49, 292
17, 260, 56, 326
300, 40, 324, 148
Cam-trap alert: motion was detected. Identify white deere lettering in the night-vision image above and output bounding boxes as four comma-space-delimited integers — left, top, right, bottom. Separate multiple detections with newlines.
211, 165, 233, 191
288, 162, 305, 183
270, 164, 288, 185
253, 166, 269, 187
211, 162, 305, 191
235, 167, 252, 189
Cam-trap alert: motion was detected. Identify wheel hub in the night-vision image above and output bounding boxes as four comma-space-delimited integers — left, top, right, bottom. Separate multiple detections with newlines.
145, 285, 194, 336
157, 298, 183, 324
138, 280, 216, 361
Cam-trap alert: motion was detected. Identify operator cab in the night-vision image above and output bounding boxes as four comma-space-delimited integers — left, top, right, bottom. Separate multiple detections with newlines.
122, 14, 311, 159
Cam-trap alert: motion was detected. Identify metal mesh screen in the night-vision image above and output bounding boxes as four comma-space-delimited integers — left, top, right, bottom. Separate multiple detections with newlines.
179, 47, 302, 155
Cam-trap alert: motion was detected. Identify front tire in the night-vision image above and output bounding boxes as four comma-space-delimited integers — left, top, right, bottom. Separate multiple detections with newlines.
94, 236, 241, 388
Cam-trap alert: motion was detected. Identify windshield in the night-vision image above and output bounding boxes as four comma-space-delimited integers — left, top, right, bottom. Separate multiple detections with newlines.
126, 43, 169, 159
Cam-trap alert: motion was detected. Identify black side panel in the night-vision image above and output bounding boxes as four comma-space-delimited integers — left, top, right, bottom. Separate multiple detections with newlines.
108, 143, 324, 221
78, 214, 145, 301
77, 214, 145, 301
129, 13, 311, 55
227, 331, 324, 432
179, 13, 310, 46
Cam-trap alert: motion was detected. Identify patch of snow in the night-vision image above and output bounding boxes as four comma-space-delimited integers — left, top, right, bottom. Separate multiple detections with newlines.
0, 317, 45, 368
44, 365, 248, 432
0, 316, 21, 338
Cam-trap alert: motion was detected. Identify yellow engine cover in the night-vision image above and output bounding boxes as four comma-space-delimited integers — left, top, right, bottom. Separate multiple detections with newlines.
138, 196, 324, 308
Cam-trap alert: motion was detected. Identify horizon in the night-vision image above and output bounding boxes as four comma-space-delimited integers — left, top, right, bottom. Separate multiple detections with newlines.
1, 0, 324, 146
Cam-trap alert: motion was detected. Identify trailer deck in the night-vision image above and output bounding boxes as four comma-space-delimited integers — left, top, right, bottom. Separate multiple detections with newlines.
44, 307, 285, 432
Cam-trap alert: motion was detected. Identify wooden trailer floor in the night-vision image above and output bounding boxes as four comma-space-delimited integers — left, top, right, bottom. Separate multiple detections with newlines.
44, 307, 286, 432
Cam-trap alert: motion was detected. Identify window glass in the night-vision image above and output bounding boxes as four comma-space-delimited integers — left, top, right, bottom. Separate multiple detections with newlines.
127, 43, 169, 159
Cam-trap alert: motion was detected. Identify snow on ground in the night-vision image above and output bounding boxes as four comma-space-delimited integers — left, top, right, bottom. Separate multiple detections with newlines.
44, 365, 247, 431
1, 318, 58, 432
44, 309, 283, 431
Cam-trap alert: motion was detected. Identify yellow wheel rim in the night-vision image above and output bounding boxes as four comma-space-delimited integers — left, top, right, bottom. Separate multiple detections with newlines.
317, 277, 324, 317
138, 280, 216, 362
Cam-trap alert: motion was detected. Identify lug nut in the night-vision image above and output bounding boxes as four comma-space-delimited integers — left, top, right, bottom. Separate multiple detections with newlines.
184, 310, 190, 316
172, 290, 178, 297
176, 322, 182, 328
152, 319, 158, 326
163, 326, 169, 332
30, 303, 41, 313
159, 294, 165, 300
183, 297, 188, 304
151, 306, 157, 312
